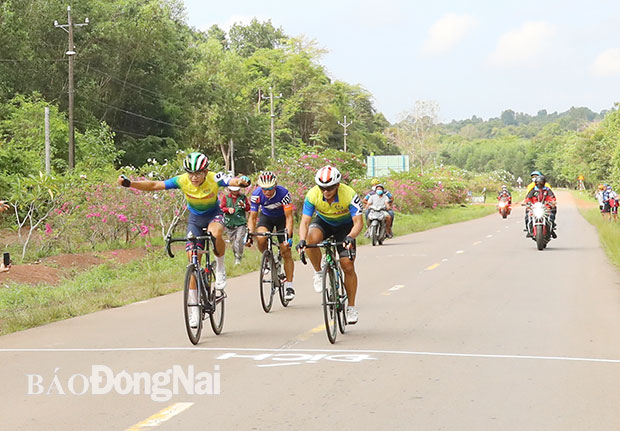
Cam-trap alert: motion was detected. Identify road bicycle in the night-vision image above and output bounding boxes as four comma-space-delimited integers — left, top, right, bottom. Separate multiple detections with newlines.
248, 231, 290, 312
165, 230, 225, 345
300, 238, 350, 344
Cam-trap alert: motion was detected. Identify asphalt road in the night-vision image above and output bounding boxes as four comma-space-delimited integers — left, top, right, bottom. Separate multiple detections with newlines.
1, 191, 619, 430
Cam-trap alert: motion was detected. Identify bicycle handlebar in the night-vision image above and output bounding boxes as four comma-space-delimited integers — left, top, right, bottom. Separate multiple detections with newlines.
299, 239, 352, 265
165, 232, 218, 258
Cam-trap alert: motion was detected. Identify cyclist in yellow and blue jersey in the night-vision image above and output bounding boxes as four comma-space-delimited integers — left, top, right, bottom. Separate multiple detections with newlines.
117, 152, 250, 327
297, 166, 363, 324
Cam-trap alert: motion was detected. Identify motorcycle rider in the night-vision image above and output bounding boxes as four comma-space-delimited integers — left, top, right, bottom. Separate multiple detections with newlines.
497, 185, 512, 203
523, 175, 557, 239
363, 179, 395, 238
365, 184, 393, 238
523, 170, 553, 232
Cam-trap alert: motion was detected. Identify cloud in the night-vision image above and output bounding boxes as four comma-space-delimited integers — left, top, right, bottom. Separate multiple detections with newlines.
422, 13, 478, 55
591, 48, 620, 77
489, 21, 556, 67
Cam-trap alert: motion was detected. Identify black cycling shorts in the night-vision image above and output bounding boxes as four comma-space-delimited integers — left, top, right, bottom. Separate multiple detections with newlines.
257, 213, 287, 243
309, 217, 356, 259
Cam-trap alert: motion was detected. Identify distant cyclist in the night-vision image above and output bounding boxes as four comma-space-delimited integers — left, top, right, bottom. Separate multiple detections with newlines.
297, 166, 363, 324
246, 171, 296, 301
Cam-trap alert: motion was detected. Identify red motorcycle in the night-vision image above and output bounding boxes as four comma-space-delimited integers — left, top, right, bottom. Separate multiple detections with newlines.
498, 198, 511, 218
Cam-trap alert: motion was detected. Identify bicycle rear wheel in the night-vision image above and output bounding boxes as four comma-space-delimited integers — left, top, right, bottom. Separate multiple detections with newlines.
259, 251, 275, 312
209, 282, 225, 335
183, 266, 202, 345
278, 263, 290, 307
322, 263, 338, 344
336, 271, 347, 334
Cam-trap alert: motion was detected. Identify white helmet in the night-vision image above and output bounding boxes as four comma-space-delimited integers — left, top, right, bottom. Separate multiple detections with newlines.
315, 166, 342, 187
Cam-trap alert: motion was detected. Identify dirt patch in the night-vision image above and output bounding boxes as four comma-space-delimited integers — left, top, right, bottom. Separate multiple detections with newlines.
0, 247, 147, 286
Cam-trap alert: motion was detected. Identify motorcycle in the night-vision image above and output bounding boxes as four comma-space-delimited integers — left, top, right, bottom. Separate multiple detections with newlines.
526, 202, 554, 251
367, 205, 388, 246
498, 198, 511, 218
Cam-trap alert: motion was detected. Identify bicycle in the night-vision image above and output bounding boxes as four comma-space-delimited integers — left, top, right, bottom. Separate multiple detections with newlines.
300, 238, 350, 344
248, 231, 290, 312
165, 230, 225, 345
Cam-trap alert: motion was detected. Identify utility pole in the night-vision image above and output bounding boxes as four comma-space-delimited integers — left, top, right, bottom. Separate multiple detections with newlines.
338, 115, 353, 152
261, 87, 282, 159
55, 6, 89, 169
44, 107, 51, 174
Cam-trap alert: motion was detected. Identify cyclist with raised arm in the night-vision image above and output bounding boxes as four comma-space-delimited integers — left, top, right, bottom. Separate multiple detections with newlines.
296, 166, 363, 324
117, 152, 250, 327
246, 171, 296, 301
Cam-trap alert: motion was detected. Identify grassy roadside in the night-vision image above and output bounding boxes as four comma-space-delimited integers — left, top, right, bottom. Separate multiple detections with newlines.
570, 190, 620, 269
0, 204, 495, 335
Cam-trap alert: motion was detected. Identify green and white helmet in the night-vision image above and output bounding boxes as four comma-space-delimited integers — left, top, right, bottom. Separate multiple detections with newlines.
183, 152, 209, 173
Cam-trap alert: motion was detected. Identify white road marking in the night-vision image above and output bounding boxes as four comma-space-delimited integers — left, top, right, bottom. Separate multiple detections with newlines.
257, 362, 302, 368
426, 263, 440, 271
4, 347, 620, 365
455, 250, 464, 254
126, 402, 193, 430
442, 258, 448, 262
473, 241, 482, 245
486, 234, 493, 238
388, 285, 405, 291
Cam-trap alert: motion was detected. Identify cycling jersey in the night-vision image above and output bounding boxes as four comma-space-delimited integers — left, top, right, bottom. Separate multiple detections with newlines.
249, 185, 293, 218
164, 172, 230, 216
303, 184, 362, 226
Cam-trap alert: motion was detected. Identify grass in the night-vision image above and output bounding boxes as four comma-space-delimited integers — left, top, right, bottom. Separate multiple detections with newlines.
570, 190, 620, 269
0, 203, 495, 335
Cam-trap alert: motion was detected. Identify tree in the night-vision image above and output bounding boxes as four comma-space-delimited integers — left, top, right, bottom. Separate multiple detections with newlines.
229, 19, 287, 57
388, 100, 440, 173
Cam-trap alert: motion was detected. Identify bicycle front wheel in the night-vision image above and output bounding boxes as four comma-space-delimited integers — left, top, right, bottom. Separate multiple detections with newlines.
259, 251, 275, 312
322, 263, 338, 344
183, 266, 202, 345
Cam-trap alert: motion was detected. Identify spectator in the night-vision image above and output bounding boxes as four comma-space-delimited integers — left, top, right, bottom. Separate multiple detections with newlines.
220, 186, 250, 265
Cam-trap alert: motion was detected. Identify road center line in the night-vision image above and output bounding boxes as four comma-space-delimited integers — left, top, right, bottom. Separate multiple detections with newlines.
473, 241, 482, 245
388, 285, 405, 291
426, 263, 440, 271
455, 250, 464, 254
126, 402, 193, 430
5, 347, 620, 365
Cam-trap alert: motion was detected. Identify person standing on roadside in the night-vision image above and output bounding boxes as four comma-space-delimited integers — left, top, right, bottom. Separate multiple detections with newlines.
220, 185, 250, 265
0, 200, 10, 273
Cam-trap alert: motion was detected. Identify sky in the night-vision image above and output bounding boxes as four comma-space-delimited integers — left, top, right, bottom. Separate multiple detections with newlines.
183, 0, 620, 123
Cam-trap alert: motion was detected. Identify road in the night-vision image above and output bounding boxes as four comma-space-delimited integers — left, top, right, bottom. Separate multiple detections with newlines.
1, 190, 619, 430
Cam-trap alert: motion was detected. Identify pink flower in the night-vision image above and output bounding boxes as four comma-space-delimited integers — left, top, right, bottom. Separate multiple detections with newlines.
45, 223, 53, 235
140, 225, 150, 236
117, 214, 128, 222
102, 217, 107, 223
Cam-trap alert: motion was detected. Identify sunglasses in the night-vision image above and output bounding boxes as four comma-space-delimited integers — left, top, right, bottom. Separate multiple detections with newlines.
319, 184, 338, 192
262, 186, 276, 192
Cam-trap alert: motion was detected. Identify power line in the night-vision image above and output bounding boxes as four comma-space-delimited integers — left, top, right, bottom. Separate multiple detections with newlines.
90, 99, 183, 129
86, 65, 169, 100
74, 120, 151, 138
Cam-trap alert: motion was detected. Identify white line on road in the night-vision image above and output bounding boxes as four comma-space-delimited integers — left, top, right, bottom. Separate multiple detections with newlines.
455, 250, 464, 254
4, 347, 620, 365
473, 241, 482, 245
257, 362, 302, 368
486, 234, 493, 238
126, 402, 193, 430
426, 263, 440, 271
388, 285, 405, 291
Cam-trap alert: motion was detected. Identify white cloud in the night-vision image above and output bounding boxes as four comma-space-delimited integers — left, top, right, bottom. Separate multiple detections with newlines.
489, 21, 556, 68
591, 48, 620, 77
422, 13, 478, 55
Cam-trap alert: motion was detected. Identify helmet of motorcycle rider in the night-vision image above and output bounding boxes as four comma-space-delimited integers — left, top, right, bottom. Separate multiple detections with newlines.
599, 184, 606, 190
502, 185, 508, 190
371, 178, 380, 186
530, 170, 542, 178
534, 175, 546, 189
375, 184, 384, 195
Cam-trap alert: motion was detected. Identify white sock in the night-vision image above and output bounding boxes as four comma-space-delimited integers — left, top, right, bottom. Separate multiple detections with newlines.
216, 255, 225, 273
315, 270, 322, 276
284, 281, 293, 289
189, 288, 198, 303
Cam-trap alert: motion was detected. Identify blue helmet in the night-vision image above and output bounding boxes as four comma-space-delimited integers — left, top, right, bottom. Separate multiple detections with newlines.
530, 170, 542, 177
